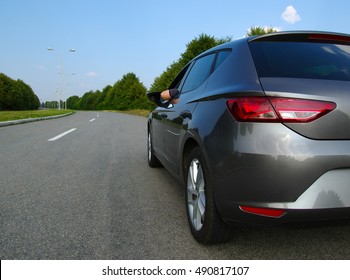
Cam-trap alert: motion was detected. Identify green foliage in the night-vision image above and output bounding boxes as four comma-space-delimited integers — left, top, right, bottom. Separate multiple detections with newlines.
109, 73, 145, 110
0, 109, 73, 122
0, 73, 40, 110
179, 34, 232, 66
78, 90, 102, 110
66, 72, 153, 111
246, 26, 279, 37
66, 95, 80, 110
150, 33, 231, 92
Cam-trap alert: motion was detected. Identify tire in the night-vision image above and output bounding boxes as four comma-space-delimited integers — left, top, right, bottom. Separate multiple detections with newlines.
148, 128, 162, 168
184, 146, 233, 243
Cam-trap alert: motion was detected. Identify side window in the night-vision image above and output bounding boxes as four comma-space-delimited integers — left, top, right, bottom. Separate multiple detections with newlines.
213, 50, 231, 71
181, 53, 216, 93
168, 63, 192, 89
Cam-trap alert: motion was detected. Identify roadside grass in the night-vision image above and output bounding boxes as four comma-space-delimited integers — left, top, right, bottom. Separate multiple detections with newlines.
0, 109, 151, 122
0, 110, 74, 122
103, 109, 151, 117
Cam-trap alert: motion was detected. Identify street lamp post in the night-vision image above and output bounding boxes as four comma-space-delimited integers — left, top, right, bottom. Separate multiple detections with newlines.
47, 48, 76, 110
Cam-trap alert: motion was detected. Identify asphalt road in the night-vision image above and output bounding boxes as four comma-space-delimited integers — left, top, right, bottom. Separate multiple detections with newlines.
1, 111, 349, 260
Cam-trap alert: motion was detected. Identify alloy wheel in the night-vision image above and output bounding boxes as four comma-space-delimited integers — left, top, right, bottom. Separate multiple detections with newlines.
187, 158, 206, 231
148, 132, 152, 162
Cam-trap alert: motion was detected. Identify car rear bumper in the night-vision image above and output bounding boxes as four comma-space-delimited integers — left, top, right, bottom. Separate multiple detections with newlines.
204, 113, 350, 225
222, 205, 350, 227
219, 169, 350, 226
252, 169, 350, 210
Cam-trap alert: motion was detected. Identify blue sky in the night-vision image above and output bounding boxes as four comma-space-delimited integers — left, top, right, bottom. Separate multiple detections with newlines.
1, 0, 349, 103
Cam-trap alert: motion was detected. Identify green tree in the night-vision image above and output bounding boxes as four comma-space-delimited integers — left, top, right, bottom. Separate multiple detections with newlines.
96, 85, 112, 110
246, 26, 279, 37
66, 95, 80, 109
79, 90, 100, 110
150, 33, 231, 92
102, 84, 116, 110
45, 100, 58, 109
70, 73, 152, 111
15, 79, 40, 109
110, 72, 149, 110
0, 73, 14, 109
0, 73, 40, 110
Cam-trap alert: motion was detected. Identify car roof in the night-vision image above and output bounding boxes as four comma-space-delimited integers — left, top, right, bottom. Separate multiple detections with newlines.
198, 31, 350, 61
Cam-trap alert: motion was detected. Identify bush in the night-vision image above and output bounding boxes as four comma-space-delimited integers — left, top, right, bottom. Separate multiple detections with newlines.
0, 73, 40, 110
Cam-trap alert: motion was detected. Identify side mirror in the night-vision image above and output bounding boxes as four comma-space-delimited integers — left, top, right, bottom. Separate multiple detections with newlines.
147, 91, 161, 105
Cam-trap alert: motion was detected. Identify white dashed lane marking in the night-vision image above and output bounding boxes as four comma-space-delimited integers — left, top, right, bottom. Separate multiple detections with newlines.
48, 128, 77, 141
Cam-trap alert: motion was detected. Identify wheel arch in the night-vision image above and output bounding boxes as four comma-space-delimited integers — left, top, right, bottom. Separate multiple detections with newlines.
181, 137, 199, 182
180, 133, 212, 184
182, 139, 234, 243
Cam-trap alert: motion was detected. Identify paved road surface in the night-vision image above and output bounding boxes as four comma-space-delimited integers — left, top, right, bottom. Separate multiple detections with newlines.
1, 111, 349, 259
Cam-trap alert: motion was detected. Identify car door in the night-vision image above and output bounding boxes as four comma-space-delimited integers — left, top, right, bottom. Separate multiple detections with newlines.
162, 53, 217, 174
150, 108, 166, 159
150, 63, 193, 164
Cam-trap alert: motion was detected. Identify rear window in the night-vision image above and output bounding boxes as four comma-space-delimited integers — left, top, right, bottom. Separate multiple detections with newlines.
249, 41, 350, 81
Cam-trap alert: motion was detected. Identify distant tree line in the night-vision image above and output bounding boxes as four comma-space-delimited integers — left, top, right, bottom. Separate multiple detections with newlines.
44, 100, 60, 109
0, 73, 40, 110
66, 72, 154, 110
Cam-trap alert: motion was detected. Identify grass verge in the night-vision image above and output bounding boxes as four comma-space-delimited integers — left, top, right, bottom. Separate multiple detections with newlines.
0, 110, 74, 122
102, 109, 151, 117
0, 109, 150, 122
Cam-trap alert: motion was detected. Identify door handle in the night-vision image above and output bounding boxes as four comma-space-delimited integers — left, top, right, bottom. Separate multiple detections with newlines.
180, 110, 192, 119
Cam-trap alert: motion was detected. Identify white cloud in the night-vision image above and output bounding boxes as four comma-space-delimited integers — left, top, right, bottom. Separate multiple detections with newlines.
281, 5, 301, 24
86, 71, 97, 77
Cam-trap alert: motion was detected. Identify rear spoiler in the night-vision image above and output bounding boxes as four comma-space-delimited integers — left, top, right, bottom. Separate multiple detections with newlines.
249, 31, 350, 44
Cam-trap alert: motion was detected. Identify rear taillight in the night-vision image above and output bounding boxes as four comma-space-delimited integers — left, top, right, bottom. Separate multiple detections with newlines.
269, 97, 336, 123
226, 97, 336, 123
226, 97, 279, 122
239, 206, 286, 218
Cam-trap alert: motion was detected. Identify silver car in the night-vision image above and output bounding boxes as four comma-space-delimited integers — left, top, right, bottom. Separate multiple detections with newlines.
147, 31, 350, 243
